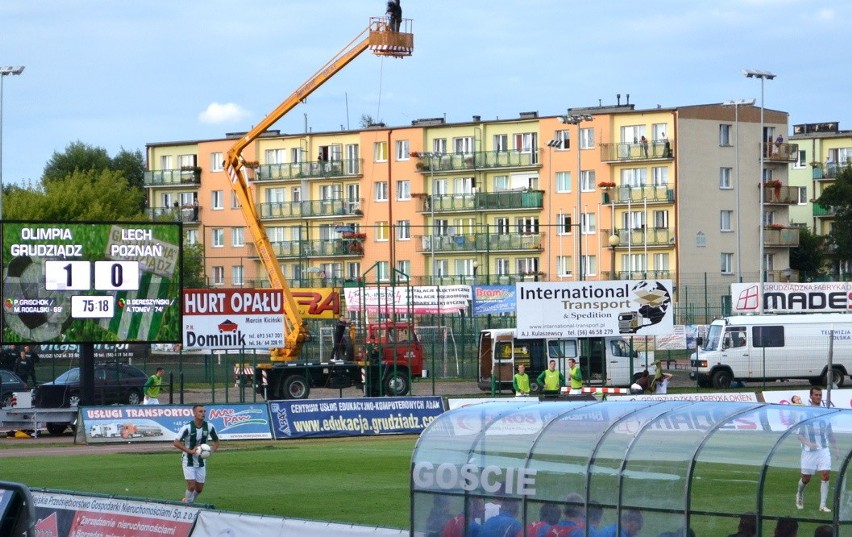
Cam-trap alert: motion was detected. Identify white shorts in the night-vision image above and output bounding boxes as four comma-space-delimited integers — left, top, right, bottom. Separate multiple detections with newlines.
182, 465, 208, 483
143, 397, 160, 405
801, 447, 831, 474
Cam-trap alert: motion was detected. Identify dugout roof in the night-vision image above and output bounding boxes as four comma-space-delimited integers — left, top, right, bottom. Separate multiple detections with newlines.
411, 400, 852, 536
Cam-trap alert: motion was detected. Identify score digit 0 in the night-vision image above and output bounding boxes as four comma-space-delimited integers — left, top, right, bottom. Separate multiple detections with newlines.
94, 261, 140, 291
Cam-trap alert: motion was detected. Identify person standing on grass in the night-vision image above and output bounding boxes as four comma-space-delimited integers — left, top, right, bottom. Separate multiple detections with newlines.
796, 387, 836, 513
174, 404, 220, 503
567, 358, 583, 395
537, 360, 565, 395
143, 367, 165, 404
513, 364, 531, 396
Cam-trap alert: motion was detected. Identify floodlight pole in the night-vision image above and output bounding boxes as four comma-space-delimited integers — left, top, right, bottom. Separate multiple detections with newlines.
743, 69, 776, 314
0, 65, 25, 221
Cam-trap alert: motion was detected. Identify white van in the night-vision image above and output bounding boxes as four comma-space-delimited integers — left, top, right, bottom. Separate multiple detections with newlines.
689, 313, 851, 389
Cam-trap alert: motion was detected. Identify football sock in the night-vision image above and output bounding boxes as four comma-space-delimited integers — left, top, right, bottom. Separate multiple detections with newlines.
820, 480, 829, 507
797, 479, 806, 496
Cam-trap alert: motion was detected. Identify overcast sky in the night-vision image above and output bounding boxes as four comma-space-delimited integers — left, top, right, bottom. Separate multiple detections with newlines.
2, 0, 849, 184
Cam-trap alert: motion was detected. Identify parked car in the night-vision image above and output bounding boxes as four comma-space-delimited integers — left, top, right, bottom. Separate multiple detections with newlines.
0, 369, 28, 407
33, 363, 147, 408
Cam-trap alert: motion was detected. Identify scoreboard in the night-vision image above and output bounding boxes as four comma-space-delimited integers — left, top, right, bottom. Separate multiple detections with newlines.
1, 221, 182, 344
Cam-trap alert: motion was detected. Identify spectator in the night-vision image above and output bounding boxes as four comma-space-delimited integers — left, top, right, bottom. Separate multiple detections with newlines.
513, 364, 531, 396
544, 493, 584, 537
15, 345, 39, 388
424, 496, 453, 537
774, 516, 798, 537
598, 509, 644, 537
727, 513, 756, 537
480, 499, 522, 537
441, 497, 485, 537
640, 135, 649, 158
630, 370, 651, 394
813, 525, 833, 537
523, 503, 560, 537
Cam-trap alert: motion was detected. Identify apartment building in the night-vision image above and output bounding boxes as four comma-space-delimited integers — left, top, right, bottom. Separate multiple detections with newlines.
143, 100, 796, 311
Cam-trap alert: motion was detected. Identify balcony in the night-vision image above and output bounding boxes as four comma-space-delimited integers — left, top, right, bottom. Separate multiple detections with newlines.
419, 190, 545, 212
250, 239, 364, 259
762, 183, 799, 205
146, 206, 200, 223
599, 141, 673, 162
813, 203, 835, 218
762, 142, 799, 163
257, 158, 362, 181
813, 162, 852, 180
605, 184, 674, 204
606, 270, 673, 280
763, 226, 799, 247
415, 232, 544, 253
258, 199, 363, 219
143, 167, 201, 186
413, 150, 539, 172
605, 227, 676, 248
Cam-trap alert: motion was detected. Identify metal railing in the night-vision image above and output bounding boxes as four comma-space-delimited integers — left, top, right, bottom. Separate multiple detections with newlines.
257, 158, 362, 181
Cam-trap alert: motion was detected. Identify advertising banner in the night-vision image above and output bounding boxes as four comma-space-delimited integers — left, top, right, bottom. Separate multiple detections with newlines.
80, 403, 273, 443
515, 280, 675, 338
292, 287, 341, 319
32, 491, 199, 537
343, 285, 469, 314
269, 396, 444, 439
182, 289, 285, 350
471, 285, 516, 315
732, 281, 852, 313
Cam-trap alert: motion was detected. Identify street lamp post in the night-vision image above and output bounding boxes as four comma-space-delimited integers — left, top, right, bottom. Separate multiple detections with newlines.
0, 66, 25, 221
559, 113, 593, 281
743, 69, 776, 314
722, 98, 756, 283
608, 234, 621, 280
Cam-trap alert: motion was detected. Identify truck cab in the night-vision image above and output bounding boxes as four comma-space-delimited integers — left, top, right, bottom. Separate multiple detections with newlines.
357, 321, 424, 397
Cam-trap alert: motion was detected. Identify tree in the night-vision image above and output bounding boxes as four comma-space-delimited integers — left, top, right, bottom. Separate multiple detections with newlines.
182, 242, 208, 289
789, 226, 826, 281
42, 141, 146, 212
3, 169, 145, 221
815, 165, 852, 270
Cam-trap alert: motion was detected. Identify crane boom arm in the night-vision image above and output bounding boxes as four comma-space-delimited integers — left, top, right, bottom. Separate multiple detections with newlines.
222, 18, 412, 361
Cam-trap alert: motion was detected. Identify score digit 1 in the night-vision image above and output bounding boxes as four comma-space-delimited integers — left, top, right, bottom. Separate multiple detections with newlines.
94, 261, 140, 291
45, 261, 92, 291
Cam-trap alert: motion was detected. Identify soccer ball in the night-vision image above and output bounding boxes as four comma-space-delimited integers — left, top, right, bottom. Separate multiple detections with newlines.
196, 443, 212, 459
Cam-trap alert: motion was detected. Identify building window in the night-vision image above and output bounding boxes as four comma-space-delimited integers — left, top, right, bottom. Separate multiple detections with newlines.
212, 266, 224, 286
798, 186, 807, 204
653, 253, 669, 272
396, 220, 410, 240
453, 137, 473, 154
232, 227, 244, 247
557, 255, 573, 277
376, 221, 389, 241
556, 171, 571, 192
579, 128, 595, 149
580, 170, 595, 191
185, 229, 198, 245
160, 155, 173, 170
374, 142, 388, 162
433, 138, 447, 154
377, 261, 390, 282
581, 213, 596, 234
559, 214, 574, 235
396, 180, 411, 200
620, 168, 646, 187
493, 134, 508, 152
494, 175, 509, 191
396, 260, 411, 280
232, 266, 244, 286
581, 255, 596, 277
374, 181, 388, 201
494, 218, 509, 235
455, 176, 475, 195
210, 152, 223, 172
651, 166, 668, 187
721, 210, 734, 232
551, 130, 569, 150
720, 168, 732, 189
395, 140, 410, 161
622, 212, 643, 230
212, 228, 224, 248
290, 147, 302, 163
653, 210, 669, 229
265, 148, 286, 165
721, 253, 733, 274
513, 133, 535, 153
212, 191, 223, 210
516, 217, 539, 234
720, 124, 732, 146
231, 191, 241, 209
492, 258, 507, 276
